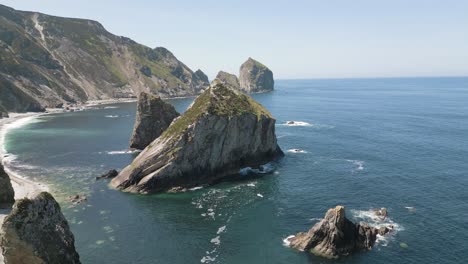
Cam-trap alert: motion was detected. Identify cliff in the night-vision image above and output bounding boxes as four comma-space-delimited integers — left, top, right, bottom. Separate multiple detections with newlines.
0, 164, 14, 208
111, 82, 283, 193
239, 57, 274, 93
0, 4, 209, 112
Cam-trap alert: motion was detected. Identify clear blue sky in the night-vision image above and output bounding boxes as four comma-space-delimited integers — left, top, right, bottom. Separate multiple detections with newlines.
2, 0, 467, 79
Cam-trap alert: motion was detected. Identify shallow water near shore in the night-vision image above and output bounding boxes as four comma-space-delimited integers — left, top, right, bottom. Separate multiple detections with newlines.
3, 77, 468, 263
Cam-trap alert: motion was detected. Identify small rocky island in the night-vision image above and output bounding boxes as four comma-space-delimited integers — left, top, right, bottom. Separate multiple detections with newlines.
287, 206, 391, 258
239, 57, 274, 93
129, 92, 180, 150
0, 164, 14, 208
0, 192, 81, 264
111, 82, 283, 193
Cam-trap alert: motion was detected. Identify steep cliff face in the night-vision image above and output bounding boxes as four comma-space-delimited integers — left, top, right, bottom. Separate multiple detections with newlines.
0, 164, 14, 208
0, 192, 80, 264
111, 82, 283, 194
214, 71, 240, 90
287, 206, 391, 259
239, 57, 274, 93
129, 92, 180, 150
0, 4, 209, 112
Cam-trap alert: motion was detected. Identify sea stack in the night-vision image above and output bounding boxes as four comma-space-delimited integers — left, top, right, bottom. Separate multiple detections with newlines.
0, 192, 81, 264
239, 57, 274, 93
112, 81, 283, 194
0, 164, 14, 208
287, 206, 391, 259
129, 92, 180, 150
214, 71, 241, 90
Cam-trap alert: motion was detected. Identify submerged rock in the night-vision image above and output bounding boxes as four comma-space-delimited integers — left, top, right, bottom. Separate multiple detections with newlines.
96, 169, 119, 180
111, 82, 283, 194
214, 71, 240, 90
0, 164, 14, 208
239, 57, 274, 93
129, 92, 180, 150
287, 206, 391, 259
0, 192, 80, 264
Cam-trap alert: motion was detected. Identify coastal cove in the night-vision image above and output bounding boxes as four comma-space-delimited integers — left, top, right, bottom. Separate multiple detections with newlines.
2, 77, 468, 263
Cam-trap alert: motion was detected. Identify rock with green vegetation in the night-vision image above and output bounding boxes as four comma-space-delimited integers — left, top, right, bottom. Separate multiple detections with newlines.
129, 92, 180, 150
287, 206, 392, 259
111, 81, 283, 194
0, 192, 80, 264
0, 4, 209, 112
0, 164, 15, 208
239, 57, 274, 93
214, 71, 240, 90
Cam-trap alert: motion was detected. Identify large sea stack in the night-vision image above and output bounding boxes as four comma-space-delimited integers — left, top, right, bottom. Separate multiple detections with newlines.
0, 164, 15, 208
111, 82, 283, 194
0, 192, 80, 264
287, 206, 391, 259
129, 92, 180, 150
239, 57, 274, 93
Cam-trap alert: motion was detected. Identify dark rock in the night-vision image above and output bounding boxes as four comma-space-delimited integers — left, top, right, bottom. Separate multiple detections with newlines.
239, 57, 274, 93
214, 71, 240, 90
0, 164, 15, 208
112, 82, 283, 194
129, 92, 180, 150
67, 194, 87, 205
96, 169, 119, 180
287, 206, 391, 259
0, 192, 81, 264
374, 207, 388, 220
140, 65, 152, 77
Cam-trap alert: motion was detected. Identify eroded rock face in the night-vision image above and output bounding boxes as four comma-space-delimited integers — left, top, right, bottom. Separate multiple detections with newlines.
129, 92, 180, 150
287, 206, 390, 258
0, 164, 14, 208
112, 82, 283, 194
239, 57, 274, 93
215, 71, 240, 90
0, 192, 80, 264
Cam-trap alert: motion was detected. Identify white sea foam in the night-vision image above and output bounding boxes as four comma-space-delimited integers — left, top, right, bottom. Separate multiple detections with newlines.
350, 209, 403, 246
103, 106, 119, 109
104, 115, 119, 118
0, 115, 41, 155
189, 186, 204, 191
210, 236, 221, 245
287, 149, 308, 154
200, 256, 216, 263
309, 217, 323, 221
283, 121, 312, 127
217, 226, 226, 234
282, 235, 295, 247
346, 159, 365, 171
247, 183, 256, 187
104, 149, 141, 155
257, 193, 264, 198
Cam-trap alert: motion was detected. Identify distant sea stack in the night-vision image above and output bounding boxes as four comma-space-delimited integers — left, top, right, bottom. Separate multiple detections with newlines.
0, 4, 209, 112
0, 192, 81, 264
286, 206, 391, 259
111, 82, 283, 194
214, 71, 241, 90
129, 92, 180, 150
239, 57, 274, 93
0, 164, 15, 208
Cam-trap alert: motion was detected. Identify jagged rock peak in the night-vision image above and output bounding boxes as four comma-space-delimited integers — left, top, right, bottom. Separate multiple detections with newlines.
111, 82, 283, 194
214, 71, 240, 90
0, 192, 81, 264
129, 92, 180, 150
0, 164, 15, 208
239, 57, 274, 93
287, 206, 391, 259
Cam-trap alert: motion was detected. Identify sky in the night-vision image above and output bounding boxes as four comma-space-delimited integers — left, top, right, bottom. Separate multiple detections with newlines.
1, 0, 467, 79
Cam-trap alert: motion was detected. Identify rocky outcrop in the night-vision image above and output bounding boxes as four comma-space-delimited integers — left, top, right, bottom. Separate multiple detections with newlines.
129, 92, 180, 150
0, 105, 9, 119
287, 206, 391, 259
96, 169, 119, 180
214, 71, 240, 90
0, 4, 209, 112
0, 164, 15, 208
111, 82, 283, 194
0, 192, 80, 264
239, 57, 274, 93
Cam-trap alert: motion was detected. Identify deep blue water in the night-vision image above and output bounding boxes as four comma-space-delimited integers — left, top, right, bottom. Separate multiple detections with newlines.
3, 77, 468, 263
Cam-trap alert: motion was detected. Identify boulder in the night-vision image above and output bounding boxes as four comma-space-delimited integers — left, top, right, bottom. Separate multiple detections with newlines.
0, 192, 81, 264
112, 82, 283, 194
239, 57, 274, 93
129, 92, 180, 150
287, 206, 391, 259
96, 169, 119, 180
214, 71, 240, 90
0, 164, 15, 208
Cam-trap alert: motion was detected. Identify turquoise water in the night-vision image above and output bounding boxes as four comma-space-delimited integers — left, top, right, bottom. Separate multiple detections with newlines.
3, 77, 468, 263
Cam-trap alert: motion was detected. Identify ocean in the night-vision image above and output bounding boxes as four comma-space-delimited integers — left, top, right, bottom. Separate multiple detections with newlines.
2, 77, 468, 263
